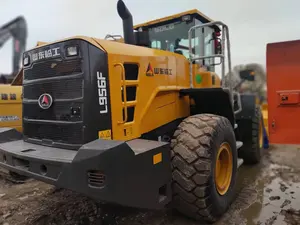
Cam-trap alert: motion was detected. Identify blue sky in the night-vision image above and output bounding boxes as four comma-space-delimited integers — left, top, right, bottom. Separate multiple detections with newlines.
0, 0, 299, 74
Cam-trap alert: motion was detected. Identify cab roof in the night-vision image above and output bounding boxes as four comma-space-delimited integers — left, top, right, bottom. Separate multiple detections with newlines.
133, 9, 219, 31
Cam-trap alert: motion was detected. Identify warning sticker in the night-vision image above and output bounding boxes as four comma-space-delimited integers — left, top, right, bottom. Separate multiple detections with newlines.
98, 129, 112, 140
0, 116, 20, 122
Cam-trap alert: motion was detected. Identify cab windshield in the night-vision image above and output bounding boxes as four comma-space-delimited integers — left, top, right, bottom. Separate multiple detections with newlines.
147, 18, 215, 67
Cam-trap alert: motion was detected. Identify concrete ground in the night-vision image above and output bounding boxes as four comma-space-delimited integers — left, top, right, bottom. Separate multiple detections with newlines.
0, 144, 300, 225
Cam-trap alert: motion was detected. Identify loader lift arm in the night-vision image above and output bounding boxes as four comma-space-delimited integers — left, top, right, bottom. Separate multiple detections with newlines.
0, 16, 27, 84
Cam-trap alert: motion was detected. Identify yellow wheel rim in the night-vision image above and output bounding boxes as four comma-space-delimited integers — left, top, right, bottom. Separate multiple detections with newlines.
259, 121, 263, 149
215, 142, 233, 196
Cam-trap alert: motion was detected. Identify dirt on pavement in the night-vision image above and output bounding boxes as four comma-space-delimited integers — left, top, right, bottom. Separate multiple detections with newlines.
0, 144, 300, 225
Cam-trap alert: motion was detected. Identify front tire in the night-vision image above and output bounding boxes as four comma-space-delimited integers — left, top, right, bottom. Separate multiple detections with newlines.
170, 114, 237, 223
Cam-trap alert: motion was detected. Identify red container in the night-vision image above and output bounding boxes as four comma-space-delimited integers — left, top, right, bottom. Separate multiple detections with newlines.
267, 39, 300, 144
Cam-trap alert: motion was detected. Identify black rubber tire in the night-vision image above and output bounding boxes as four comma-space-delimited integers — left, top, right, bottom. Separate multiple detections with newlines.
170, 114, 238, 223
239, 106, 263, 164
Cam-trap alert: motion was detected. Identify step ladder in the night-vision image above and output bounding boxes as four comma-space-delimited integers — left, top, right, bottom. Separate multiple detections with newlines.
234, 123, 244, 168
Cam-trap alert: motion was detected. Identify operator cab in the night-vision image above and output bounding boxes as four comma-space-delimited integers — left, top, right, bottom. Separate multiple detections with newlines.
133, 10, 222, 71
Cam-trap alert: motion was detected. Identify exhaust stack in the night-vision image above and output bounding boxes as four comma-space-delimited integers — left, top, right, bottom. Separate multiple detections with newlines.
117, 0, 135, 45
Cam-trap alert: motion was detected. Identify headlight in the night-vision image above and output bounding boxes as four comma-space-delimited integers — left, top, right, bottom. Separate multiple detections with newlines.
23, 56, 30, 66
66, 46, 78, 56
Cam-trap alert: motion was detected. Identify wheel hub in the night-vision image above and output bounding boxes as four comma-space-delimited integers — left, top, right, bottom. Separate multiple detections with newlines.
215, 142, 233, 195
259, 122, 263, 148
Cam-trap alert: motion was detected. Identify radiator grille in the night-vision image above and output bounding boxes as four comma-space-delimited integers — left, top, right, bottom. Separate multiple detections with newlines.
23, 102, 82, 122
23, 78, 83, 100
24, 59, 82, 80
23, 52, 84, 146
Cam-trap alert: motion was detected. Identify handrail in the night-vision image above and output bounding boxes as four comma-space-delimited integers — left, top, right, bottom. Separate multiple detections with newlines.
188, 21, 234, 107
105, 34, 123, 40
114, 63, 128, 124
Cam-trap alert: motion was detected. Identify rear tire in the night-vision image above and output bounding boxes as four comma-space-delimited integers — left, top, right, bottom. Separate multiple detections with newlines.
170, 114, 237, 223
239, 106, 263, 164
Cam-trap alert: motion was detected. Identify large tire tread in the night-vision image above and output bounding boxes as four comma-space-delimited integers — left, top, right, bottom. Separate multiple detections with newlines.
171, 114, 236, 223
240, 106, 262, 164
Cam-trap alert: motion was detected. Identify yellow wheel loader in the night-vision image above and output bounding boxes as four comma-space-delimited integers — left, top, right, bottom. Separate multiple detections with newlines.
0, 16, 27, 132
0, 1, 263, 223
0, 16, 29, 181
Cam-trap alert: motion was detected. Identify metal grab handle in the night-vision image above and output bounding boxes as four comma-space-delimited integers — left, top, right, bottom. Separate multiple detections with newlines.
188, 21, 231, 87
114, 63, 128, 124
188, 21, 234, 106
105, 34, 123, 40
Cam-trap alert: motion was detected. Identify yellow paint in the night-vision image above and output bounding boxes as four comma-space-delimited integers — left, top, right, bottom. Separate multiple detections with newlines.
35, 36, 220, 141
12, 7, 224, 140
215, 142, 233, 196
108, 37, 124, 43
114, 63, 128, 124
262, 103, 268, 135
153, 153, 162, 165
192, 64, 221, 88
89, 36, 188, 141
259, 121, 263, 148
36, 41, 48, 47
0, 84, 22, 132
123, 126, 133, 138
98, 129, 112, 140
3, 30, 224, 140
